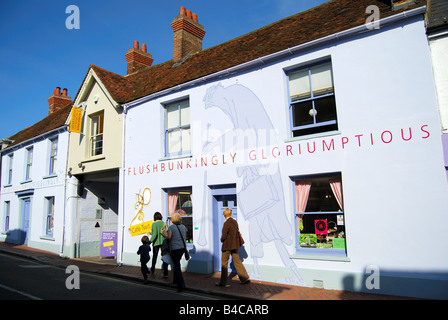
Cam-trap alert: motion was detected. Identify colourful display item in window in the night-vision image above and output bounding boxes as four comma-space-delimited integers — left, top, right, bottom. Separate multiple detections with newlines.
299, 233, 317, 247
315, 219, 327, 235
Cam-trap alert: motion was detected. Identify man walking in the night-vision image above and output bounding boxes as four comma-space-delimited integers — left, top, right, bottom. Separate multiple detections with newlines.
216, 208, 250, 287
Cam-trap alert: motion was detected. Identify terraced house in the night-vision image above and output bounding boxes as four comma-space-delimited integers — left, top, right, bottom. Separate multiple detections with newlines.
1, 0, 447, 299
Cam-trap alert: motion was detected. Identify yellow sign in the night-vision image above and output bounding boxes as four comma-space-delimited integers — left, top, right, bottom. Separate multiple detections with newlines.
129, 220, 153, 237
103, 241, 114, 247
70, 107, 83, 133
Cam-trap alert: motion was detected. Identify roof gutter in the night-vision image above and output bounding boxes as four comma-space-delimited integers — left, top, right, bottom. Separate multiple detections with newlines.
123, 5, 426, 111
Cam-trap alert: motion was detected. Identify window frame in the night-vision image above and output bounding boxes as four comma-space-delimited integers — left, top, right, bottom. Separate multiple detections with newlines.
49, 137, 58, 175
3, 201, 10, 232
90, 112, 104, 157
165, 187, 193, 245
7, 154, 13, 185
164, 99, 191, 157
288, 59, 338, 138
45, 197, 55, 237
25, 147, 33, 181
292, 173, 347, 257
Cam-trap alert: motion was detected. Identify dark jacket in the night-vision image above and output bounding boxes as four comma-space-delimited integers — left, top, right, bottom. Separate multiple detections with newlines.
221, 218, 242, 251
137, 244, 151, 263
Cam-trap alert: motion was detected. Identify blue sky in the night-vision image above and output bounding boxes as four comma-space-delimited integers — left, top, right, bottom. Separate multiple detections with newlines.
0, 0, 329, 140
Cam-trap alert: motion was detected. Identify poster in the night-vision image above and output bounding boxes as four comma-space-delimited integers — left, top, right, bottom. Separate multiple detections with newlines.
315, 219, 328, 235
101, 232, 117, 257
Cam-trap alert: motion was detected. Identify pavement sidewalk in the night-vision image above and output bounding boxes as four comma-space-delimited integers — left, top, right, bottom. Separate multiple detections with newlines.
0, 242, 412, 300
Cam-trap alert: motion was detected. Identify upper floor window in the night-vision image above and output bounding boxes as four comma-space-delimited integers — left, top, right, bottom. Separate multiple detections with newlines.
165, 99, 190, 157
7, 154, 13, 185
49, 138, 58, 175
288, 60, 338, 137
25, 147, 33, 181
90, 112, 104, 156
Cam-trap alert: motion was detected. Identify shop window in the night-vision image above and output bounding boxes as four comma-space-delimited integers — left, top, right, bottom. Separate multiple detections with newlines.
164, 99, 190, 157
288, 60, 338, 137
167, 189, 193, 244
293, 173, 346, 256
3, 201, 10, 232
45, 197, 54, 237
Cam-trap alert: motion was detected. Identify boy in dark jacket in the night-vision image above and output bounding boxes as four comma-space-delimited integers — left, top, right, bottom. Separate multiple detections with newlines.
137, 235, 151, 284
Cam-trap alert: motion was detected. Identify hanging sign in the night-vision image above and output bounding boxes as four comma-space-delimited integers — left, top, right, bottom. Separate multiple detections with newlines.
70, 107, 83, 133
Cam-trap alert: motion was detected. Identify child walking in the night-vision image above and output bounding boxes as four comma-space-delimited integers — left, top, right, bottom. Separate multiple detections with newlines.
137, 235, 151, 284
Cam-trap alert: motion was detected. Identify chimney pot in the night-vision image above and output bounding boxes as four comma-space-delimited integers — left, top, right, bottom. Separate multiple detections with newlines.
179, 6, 186, 16
186, 10, 192, 19
141, 43, 147, 53
54, 87, 61, 95
62, 88, 68, 96
133, 40, 139, 49
192, 13, 198, 22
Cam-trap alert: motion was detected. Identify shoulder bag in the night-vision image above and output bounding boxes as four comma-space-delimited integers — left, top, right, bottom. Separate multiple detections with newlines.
175, 224, 190, 261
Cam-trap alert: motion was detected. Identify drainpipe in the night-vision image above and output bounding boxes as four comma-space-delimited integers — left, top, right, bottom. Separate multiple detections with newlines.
118, 106, 127, 266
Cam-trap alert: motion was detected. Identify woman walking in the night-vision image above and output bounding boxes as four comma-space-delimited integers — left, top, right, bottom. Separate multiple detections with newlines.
166, 213, 188, 292
149, 212, 169, 278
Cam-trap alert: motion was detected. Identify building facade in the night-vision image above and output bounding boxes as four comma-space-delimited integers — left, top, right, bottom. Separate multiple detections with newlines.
0, 89, 77, 257
116, 1, 448, 299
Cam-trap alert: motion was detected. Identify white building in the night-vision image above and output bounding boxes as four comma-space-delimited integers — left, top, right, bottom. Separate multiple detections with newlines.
110, 0, 448, 299
0, 88, 78, 257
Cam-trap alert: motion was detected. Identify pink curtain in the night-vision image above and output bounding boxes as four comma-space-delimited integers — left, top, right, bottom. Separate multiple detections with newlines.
168, 192, 178, 216
295, 180, 312, 212
329, 178, 343, 210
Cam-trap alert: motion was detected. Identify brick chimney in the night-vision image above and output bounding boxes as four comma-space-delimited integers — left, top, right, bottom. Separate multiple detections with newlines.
171, 6, 206, 62
125, 40, 154, 75
48, 87, 72, 115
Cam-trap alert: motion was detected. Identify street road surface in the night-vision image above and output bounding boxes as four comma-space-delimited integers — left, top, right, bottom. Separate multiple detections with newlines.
0, 252, 217, 300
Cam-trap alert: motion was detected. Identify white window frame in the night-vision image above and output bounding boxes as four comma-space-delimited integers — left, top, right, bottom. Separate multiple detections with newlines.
25, 147, 33, 181
288, 59, 338, 138
3, 201, 10, 232
164, 99, 191, 157
90, 112, 104, 157
45, 197, 55, 237
49, 137, 58, 175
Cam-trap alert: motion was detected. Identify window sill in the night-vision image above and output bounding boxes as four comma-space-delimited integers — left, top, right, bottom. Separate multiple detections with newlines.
290, 253, 350, 262
42, 174, 58, 180
285, 130, 341, 143
82, 156, 106, 164
159, 153, 193, 162
20, 179, 32, 185
3, 184, 12, 188
40, 236, 55, 241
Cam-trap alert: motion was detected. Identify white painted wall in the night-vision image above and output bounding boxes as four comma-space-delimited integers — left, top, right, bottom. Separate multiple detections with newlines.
119, 17, 448, 298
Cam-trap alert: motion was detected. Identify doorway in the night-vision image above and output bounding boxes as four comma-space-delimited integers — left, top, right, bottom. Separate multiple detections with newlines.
211, 185, 244, 273
20, 198, 31, 244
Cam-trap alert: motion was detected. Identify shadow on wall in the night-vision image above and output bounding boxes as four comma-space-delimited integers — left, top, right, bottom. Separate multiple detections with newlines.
341, 269, 448, 300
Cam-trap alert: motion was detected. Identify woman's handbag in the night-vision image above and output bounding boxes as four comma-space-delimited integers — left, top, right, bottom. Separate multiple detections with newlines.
176, 224, 190, 261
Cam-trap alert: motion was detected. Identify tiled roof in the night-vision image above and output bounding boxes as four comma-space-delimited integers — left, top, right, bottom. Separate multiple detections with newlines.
3, 104, 72, 150
89, 0, 425, 105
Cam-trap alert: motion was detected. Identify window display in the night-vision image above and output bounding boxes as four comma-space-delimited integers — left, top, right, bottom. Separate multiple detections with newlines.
293, 174, 346, 256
